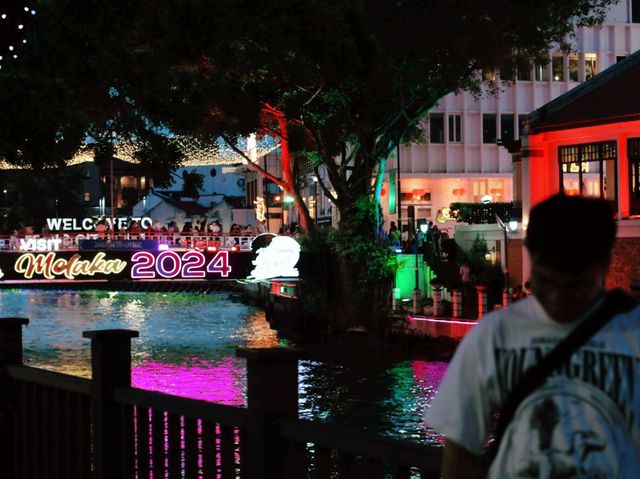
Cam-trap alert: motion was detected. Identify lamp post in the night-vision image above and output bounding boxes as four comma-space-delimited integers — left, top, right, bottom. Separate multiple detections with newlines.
313, 176, 319, 229
396, 143, 402, 234
496, 213, 518, 303
110, 157, 115, 231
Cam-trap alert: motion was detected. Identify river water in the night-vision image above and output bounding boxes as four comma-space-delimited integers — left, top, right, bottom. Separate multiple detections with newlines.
0, 288, 446, 444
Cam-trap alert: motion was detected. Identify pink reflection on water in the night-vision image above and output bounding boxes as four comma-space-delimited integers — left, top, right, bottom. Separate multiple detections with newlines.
412, 359, 449, 445
132, 357, 246, 406
411, 360, 448, 400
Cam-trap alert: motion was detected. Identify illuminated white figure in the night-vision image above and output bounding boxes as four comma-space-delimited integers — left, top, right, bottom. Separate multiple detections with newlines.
0, 267, 4, 279
248, 236, 300, 280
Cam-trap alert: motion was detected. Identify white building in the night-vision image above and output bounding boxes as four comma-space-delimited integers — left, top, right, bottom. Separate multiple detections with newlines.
383, 0, 640, 234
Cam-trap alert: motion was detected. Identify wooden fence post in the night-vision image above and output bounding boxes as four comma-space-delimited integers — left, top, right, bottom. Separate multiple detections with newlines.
475, 285, 488, 319
236, 347, 302, 479
432, 285, 443, 317
83, 329, 139, 479
0, 317, 29, 365
0, 317, 29, 477
452, 290, 462, 318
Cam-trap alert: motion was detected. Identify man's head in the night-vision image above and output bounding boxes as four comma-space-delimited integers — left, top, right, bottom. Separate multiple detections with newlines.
525, 194, 616, 323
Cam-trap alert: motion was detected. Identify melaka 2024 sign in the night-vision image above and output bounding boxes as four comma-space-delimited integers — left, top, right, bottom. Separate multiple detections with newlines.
0, 250, 253, 282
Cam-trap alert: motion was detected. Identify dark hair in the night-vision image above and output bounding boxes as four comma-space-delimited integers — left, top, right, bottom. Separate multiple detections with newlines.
525, 194, 616, 272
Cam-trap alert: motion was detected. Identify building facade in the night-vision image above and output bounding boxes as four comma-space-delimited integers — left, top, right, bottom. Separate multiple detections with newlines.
382, 0, 640, 236
516, 45, 640, 289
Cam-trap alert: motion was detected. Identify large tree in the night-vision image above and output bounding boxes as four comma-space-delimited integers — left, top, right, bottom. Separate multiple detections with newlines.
111, 0, 616, 229
0, 0, 616, 330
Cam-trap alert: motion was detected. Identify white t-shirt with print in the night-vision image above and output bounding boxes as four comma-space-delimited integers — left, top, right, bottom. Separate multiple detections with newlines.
425, 295, 640, 479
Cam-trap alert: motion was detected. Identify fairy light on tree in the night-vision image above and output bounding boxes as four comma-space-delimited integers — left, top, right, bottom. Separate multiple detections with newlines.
0, 5, 35, 69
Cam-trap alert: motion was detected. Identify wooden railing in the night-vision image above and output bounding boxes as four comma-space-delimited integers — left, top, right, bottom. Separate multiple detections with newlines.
0, 318, 443, 479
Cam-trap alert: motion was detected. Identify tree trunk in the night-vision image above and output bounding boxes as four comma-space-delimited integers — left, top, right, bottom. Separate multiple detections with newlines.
266, 106, 314, 233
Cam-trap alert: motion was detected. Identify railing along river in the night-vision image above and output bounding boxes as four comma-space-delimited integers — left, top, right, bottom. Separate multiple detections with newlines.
0, 231, 258, 252
0, 318, 443, 479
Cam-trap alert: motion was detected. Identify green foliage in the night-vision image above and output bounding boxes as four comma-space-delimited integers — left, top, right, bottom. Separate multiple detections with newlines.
465, 233, 505, 305
180, 169, 205, 200
5, 168, 84, 231
121, 187, 140, 209
449, 202, 521, 224
468, 234, 489, 268
299, 197, 397, 286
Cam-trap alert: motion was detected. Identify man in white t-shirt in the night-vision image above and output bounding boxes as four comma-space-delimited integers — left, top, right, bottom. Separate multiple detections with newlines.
425, 194, 640, 478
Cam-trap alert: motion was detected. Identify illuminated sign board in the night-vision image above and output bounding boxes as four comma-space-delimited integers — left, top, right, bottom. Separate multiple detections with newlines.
15, 252, 127, 280
0, 250, 254, 283
45, 217, 153, 232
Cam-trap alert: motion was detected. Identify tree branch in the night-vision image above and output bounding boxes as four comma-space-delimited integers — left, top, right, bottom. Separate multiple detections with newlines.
220, 134, 286, 188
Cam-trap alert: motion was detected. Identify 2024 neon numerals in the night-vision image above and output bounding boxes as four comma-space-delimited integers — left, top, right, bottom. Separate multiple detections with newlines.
130, 251, 231, 279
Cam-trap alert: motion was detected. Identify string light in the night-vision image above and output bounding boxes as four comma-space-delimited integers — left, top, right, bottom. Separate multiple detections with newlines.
0, 5, 36, 68
0, 135, 280, 169
0, 5, 281, 171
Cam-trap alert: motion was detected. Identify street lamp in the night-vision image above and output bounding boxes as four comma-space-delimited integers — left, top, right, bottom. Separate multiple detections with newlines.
312, 176, 319, 229
495, 213, 518, 290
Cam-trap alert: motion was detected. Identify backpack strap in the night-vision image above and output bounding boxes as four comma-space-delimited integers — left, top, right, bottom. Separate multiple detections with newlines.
486, 288, 638, 462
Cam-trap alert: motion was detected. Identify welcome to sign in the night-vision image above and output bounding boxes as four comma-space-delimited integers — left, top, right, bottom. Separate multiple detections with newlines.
46, 217, 153, 232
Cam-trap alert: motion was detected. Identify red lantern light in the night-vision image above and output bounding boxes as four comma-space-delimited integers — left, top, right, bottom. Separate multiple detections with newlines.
452, 188, 466, 198
381, 187, 387, 196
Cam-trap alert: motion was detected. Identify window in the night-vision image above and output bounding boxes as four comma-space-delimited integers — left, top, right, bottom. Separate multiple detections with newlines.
516, 61, 531, 81
500, 115, 515, 144
448, 114, 462, 142
552, 55, 564, 81
483, 114, 497, 144
518, 115, 529, 136
472, 180, 488, 202
500, 65, 514, 82
483, 69, 497, 82
430, 113, 444, 143
535, 61, 549, 81
585, 53, 597, 80
83, 192, 91, 202
558, 141, 617, 205
120, 176, 137, 189
628, 138, 640, 215
400, 191, 431, 202
569, 53, 579, 81
633, 0, 640, 23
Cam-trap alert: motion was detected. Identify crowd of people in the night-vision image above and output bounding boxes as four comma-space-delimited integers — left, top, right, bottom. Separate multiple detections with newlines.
386, 220, 449, 261
90, 217, 264, 239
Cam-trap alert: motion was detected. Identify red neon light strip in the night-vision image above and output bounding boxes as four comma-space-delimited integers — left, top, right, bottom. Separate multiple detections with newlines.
406, 315, 478, 326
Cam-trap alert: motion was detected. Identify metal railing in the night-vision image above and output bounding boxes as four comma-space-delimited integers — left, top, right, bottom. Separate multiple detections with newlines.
0, 231, 257, 252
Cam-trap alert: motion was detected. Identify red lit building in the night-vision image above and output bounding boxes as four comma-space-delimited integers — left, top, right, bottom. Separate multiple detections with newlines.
514, 48, 640, 290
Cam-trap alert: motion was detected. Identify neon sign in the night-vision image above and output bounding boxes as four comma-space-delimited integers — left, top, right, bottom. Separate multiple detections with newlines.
1, 249, 252, 283
130, 251, 231, 279
14, 252, 127, 280
248, 235, 300, 280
